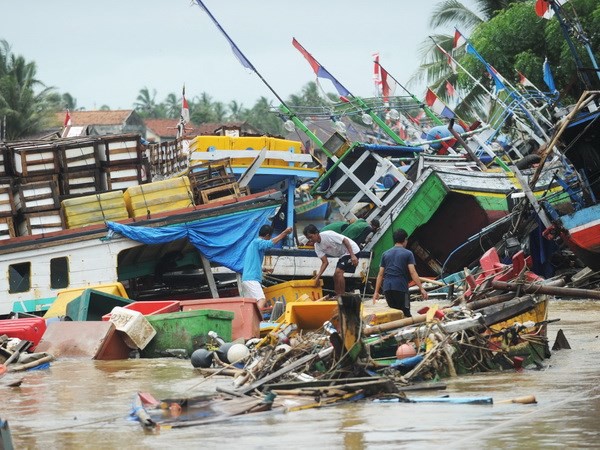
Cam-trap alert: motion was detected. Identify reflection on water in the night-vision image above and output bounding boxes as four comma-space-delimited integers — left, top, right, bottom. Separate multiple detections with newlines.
2, 300, 599, 449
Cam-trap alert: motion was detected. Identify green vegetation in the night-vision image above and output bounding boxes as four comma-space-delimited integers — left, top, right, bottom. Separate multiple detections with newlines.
416, 0, 600, 121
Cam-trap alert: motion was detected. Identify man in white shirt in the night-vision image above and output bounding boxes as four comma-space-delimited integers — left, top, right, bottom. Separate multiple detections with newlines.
303, 224, 360, 297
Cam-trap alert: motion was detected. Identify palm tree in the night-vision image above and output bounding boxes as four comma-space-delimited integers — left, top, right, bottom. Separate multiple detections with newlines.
163, 92, 180, 119
0, 40, 55, 139
213, 101, 227, 122
246, 96, 283, 136
413, 0, 523, 119
228, 100, 246, 121
134, 87, 160, 118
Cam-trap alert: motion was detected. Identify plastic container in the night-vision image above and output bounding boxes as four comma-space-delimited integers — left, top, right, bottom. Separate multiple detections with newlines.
107, 306, 157, 350
65, 289, 134, 321
0, 317, 46, 351
124, 176, 193, 218
61, 190, 129, 229
101, 300, 181, 321
179, 297, 261, 340
263, 280, 323, 307
140, 310, 233, 359
44, 282, 129, 319
277, 301, 338, 330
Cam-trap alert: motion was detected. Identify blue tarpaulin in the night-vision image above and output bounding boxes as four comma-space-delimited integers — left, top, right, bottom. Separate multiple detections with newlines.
106, 206, 278, 273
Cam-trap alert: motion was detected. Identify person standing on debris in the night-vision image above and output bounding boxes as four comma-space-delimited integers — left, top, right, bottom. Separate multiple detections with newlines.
303, 224, 360, 297
242, 225, 293, 310
372, 228, 428, 317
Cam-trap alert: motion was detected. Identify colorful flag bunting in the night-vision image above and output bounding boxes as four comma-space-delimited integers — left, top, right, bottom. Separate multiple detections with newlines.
425, 88, 455, 119
446, 81, 456, 98
292, 38, 351, 98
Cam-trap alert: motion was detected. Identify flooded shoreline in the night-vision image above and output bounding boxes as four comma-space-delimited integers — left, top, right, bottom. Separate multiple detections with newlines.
3, 299, 599, 449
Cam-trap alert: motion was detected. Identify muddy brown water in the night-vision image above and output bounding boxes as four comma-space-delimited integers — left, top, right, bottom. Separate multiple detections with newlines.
2, 299, 599, 449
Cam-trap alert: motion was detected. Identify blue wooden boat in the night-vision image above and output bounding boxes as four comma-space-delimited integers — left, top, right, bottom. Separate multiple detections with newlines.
295, 187, 331, 221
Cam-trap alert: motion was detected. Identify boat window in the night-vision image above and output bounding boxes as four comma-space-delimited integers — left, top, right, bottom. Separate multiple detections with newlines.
51, 257, 69, 289
8, 262, 31, 293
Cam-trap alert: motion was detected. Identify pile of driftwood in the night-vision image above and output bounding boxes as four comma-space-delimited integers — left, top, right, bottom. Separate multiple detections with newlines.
132, 248, 600, 430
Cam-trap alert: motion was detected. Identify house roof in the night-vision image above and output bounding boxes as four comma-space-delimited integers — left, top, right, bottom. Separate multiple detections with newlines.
145, 119, 180, 138
54, 110, 134, 127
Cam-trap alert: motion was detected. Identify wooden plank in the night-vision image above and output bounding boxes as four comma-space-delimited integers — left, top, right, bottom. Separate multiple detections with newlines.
190, 150, 313, 164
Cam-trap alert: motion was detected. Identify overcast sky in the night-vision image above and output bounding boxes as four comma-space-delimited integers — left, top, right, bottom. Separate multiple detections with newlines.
2, 0, 478, 111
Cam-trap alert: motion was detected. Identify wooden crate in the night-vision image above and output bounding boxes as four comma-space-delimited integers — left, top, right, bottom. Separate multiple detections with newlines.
199, 182, 241, 204
97, 134, 143, 166
189, 158, 234, 184
11, 145, 60, 177
58, 139, 100, 171
101, 163, 150, 191
0, 145, 7, 177
59, 168, 102, 196
148, 139, 189, 179
0, 216, 16, 240
188, 158, 237, 204
13, 179, 61, 213
0, 185, 16, 217
17, 209, 65, 236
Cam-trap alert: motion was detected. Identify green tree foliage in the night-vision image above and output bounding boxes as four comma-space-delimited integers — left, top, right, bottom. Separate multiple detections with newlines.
461, 0, 600, 103
0, 39, 59, 139
417, 0, 600, 121
134, 87, 165, 119
245, 96, 283, 136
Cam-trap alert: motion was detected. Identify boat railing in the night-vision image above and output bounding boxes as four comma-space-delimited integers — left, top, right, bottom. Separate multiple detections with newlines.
190, 149, 314, 167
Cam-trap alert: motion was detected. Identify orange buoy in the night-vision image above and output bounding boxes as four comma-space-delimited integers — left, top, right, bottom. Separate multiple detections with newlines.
396, 343, 417, 360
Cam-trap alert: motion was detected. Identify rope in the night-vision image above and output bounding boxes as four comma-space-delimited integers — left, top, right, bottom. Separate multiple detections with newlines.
137, 183, 152, 220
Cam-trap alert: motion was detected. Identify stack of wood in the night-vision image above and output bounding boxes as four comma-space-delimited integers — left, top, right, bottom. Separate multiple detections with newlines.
188, 158, 247, 204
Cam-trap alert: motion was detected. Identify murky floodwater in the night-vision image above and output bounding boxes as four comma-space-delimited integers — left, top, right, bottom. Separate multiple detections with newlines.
2, 299, 599, 449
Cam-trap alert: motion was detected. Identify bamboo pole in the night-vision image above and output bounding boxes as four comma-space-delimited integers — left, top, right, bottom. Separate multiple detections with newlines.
491, 280, 600, 299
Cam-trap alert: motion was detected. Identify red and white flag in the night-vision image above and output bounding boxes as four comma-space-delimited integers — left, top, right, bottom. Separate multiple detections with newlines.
373, 52, 382, 94
380, 66, 396, 103
517, 71, 535, 88
453, 29, 466, 51
181, 86, 190, 125
63, 109, 72, 127
446, 81, 456, 98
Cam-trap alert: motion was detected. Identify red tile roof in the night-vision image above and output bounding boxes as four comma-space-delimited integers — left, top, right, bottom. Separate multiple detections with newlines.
54, 110, 134, 126
145, 119, 180, 138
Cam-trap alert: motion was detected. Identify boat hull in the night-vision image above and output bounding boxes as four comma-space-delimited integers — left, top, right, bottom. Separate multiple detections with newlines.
559, 204, 600, 270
